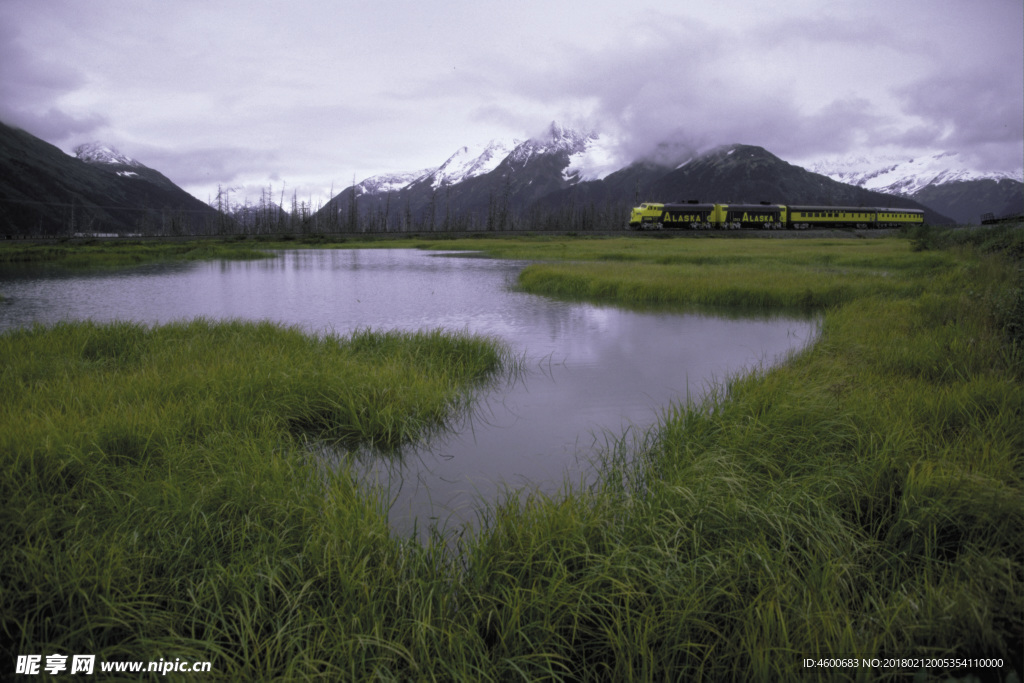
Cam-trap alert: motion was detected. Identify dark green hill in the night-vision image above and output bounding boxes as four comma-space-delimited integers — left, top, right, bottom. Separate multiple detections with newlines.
533, 145, 953, 227
0, 122, 224, 237
910, 178, 1024, 225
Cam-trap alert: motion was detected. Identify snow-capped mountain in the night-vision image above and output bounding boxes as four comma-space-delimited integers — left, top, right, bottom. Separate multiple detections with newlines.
351, 141, 520, 197
355, 169, 435, 196
564, 132, 620, 183
0, 122, 222, 236
505, 122, 593, 166
498, 122, 622, 183
424, 139, 521, 189
73, 142, 143, 168
805, 152, 1023, 196
351, 123, 620, 195
71, 140, 195, 195
318, 122, 623, 230
804, 152, 1023, 223
349, 123, 615, 197
321, 123, 1021, 230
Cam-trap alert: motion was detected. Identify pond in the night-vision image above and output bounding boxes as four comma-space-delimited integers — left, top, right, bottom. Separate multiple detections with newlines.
0, 249, 817, 537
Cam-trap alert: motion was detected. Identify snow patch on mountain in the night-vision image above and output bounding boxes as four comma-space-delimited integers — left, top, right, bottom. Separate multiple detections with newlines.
355, 169, 434, 196
73, 142, 142, 168
353, 138, 522, 196
346, 124, 637, 197
806, 152, 1024, 196
425, 138, 520, 189
564, 132, 621, 182
508, 122, 593, 167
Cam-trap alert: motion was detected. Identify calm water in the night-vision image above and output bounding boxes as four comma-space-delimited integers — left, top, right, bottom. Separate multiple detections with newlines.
0, 249, 817, 536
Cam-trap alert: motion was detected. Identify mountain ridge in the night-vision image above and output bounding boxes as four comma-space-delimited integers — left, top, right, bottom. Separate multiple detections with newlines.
0, 121, 225, 236
807, 152, 1023, 224
317, 133, 953, 231
5, 118, 1014, 235
324, 126, 1019, 228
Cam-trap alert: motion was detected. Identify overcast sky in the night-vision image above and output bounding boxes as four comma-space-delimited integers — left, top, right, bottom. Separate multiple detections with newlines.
1, 0, 1021, 206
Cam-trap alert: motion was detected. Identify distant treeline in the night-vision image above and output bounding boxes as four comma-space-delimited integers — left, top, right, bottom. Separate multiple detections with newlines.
3, 189, 637, 239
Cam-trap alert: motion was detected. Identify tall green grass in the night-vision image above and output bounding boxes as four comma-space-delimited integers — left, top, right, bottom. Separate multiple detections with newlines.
1, 320, 516, 678
2, 228, 1021, 680
506, 237, 957, 312
454, 229, 1023, 680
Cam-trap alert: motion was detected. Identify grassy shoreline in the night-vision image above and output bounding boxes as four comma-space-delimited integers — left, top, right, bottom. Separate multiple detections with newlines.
2, 227, 1021, 680
1, 321, 517, 678
460, 226, 1023, 679
0, 239, 278, 268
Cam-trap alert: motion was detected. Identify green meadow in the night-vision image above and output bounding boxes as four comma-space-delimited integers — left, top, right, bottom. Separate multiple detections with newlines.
1, 225, 1021, 680
0, 239, 277, 268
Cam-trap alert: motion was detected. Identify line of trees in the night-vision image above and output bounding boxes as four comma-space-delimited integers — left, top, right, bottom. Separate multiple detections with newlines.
312, 182, 635, 235
3, 184, 636, 239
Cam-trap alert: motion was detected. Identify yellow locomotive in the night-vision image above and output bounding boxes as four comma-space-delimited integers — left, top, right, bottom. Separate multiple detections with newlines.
629, 201, 923, 230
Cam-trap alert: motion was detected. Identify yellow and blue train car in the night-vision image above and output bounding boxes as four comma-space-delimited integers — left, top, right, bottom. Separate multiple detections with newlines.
629, 202, 924, 231
628, 202, 666, 229
661, 203, 721, 229
718, 203, 786, 229
787, 205, 883, 229
875, 208, 925, 228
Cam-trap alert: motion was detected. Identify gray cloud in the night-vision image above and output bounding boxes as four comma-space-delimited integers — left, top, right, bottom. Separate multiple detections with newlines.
895, 66, 1024, 168
466, 3, 1022, 173
6, 108, 109, 142
0, 22, 108, 141
0, 0, 1020, 204
133, 145, 280, 189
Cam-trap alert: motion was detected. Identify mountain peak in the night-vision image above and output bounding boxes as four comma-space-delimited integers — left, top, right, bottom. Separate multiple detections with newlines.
351, 137, 522, 196
805, 151, 1024, 196
507, 123, 597, 167
535, 121, 596, 149
426, 138, 521, 189
73, 142, 142, 167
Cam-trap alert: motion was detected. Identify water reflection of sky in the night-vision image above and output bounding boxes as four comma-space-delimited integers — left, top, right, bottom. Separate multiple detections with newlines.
0, 249, 817, 538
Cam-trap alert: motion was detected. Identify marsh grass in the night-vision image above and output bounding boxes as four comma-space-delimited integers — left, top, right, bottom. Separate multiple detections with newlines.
505, 238, 957, 313
2, 228, 1021, 680
453, 231, 1023, 680
1, 319, 516, 678
0, 240, 276, 268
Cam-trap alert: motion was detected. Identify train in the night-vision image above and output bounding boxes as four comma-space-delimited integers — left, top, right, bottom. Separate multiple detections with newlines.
628, 201, 925, 230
